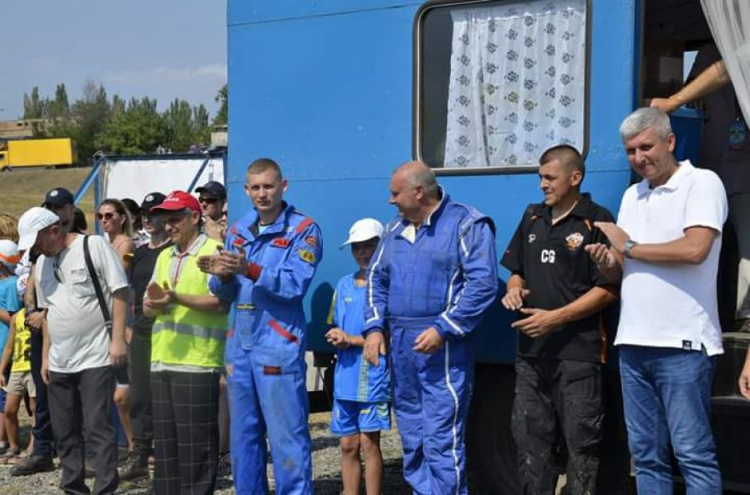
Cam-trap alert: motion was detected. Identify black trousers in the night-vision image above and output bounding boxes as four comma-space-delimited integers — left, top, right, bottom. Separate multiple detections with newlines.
512, 357, 604, 495
129, 329, 153, 459
151, 370, 220, 495
48, 366, 118, 495
29, 329, 54, 456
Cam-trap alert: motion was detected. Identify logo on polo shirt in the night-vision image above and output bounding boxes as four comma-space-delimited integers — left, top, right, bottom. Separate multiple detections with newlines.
528, 234, 536, 243
565, 232, 584, 251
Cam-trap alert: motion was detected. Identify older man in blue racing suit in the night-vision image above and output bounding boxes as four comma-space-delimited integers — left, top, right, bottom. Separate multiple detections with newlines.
363, 161, 498, 495
200, 158, 322, 494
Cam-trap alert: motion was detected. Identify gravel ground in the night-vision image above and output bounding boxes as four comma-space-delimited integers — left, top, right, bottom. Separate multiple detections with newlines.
0, 411, 409, 494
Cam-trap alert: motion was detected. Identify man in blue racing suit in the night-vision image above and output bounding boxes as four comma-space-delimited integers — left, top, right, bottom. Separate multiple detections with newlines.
363, 161, 498, 495
199, 158, 322, 494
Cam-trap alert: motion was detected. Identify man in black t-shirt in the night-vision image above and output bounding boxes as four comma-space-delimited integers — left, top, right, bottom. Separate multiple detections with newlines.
119, 192, 172, 481
501, 145, 618, 494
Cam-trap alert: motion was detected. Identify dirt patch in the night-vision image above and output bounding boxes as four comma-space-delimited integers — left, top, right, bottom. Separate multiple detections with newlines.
0, 411, 408, 494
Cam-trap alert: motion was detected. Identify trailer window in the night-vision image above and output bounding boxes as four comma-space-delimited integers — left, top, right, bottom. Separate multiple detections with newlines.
417, 0, 588, 171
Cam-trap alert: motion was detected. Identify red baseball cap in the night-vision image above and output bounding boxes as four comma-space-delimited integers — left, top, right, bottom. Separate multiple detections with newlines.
150, 190, 201, 214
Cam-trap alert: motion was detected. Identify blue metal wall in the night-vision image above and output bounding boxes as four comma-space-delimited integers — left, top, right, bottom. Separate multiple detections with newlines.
227, 0, 638, 362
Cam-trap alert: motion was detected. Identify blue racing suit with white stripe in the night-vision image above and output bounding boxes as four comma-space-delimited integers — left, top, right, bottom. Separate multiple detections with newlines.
209, 202, 322, 495
363, 192, 498, 495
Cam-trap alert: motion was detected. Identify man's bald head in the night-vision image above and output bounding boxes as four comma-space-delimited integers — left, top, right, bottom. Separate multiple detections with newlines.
392, 161, 439, 199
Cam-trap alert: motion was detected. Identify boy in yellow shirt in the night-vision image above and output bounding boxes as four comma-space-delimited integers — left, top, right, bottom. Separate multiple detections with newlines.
0, 308, 36, 464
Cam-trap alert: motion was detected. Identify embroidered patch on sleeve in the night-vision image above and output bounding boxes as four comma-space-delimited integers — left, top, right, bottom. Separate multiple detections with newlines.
304, 235, 318, 249
298, 249, 317, 264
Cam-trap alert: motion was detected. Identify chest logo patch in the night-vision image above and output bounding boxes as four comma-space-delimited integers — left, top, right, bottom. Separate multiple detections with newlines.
271, 237, 291, 248
343, 296, 353, 303
232, 235, 247, 248
298, 249, 317, 264
565, 232, 584, 251
528, 234, 536, 243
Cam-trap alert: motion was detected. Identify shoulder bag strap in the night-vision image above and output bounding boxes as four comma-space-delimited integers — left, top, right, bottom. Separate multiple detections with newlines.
83, 235, 112, 339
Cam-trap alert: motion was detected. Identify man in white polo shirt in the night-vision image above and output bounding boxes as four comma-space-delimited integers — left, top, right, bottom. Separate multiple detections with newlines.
587, 107, 727, 494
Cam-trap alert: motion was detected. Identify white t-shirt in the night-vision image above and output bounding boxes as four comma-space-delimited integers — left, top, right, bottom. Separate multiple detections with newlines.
615, 160, 728, 356
36, 235, 129, 373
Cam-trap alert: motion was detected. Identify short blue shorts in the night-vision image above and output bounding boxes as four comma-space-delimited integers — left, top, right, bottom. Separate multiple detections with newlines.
330, 398, 391, 437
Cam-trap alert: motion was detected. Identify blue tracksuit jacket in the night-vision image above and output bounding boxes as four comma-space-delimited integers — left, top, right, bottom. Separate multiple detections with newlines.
209, 202, 322, 495
363, 192, 498, 495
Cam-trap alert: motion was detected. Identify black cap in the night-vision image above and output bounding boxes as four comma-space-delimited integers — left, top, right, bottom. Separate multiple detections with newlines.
195, 181, 226, 200
42, 187, 74, 207
140, 192, 167, 213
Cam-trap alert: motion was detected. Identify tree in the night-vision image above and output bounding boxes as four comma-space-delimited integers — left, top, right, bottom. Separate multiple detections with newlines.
68, 80, 112, 162
98, 97, 167, 154
193, 104, 211, 145
163, 99, 211, 152
49, 84, 70, 119
23, 86, 45, 120
18, 82, 214, 160
212, 84, 227, 126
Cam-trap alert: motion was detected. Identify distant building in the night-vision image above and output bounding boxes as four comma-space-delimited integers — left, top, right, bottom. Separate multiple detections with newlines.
0, 119, 51, 139
211, 125, 227, 149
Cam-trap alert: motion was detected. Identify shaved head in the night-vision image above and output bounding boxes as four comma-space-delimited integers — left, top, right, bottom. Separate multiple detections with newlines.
539, 145, 585, 180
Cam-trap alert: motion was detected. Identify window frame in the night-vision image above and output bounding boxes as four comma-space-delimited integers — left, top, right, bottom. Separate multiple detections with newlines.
413, 0, 593, 176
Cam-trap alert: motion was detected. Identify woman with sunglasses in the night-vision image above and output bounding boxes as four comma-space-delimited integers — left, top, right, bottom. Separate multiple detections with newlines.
97, 199, 135, 272
97, 199, 135, 455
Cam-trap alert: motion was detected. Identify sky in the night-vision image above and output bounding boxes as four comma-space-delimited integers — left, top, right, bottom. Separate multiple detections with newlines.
1, 0, 227, 121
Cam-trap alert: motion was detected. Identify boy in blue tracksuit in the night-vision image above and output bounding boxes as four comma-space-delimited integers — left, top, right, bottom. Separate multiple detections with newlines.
325, 218, 390, 495
200, 158, 322, 495
363, 162, 498, 495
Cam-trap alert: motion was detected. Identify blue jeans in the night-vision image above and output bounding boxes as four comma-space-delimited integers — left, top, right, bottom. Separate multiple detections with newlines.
619, 345, 721, 494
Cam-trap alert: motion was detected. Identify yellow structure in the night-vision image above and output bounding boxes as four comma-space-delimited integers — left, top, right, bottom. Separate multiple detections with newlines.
0, 138, 77, 169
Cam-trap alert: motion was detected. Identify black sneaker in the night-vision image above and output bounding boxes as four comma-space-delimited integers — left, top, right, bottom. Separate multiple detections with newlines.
10, 455, 56, 476
119, 453, 149, 481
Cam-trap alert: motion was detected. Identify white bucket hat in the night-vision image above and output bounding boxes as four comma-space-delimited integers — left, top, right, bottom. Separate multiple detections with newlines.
341, 218, 384, 248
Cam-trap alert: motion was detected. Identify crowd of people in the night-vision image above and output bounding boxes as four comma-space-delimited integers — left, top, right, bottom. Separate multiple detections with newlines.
0, 104, 746, 495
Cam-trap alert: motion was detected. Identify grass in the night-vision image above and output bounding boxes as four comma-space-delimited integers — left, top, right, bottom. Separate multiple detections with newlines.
1, 166, 96, 224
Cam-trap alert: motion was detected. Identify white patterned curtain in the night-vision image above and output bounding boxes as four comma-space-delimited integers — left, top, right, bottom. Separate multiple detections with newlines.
444, 0, 587, 168
701, 0, 750, 124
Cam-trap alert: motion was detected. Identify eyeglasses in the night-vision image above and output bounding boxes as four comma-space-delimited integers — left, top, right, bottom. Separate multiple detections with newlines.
44, 204, 66, 212
199, 197, 219, 204
96, 212, 116, 220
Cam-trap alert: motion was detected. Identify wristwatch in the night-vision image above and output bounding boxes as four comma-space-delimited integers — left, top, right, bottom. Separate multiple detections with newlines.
623, 239, 638, 259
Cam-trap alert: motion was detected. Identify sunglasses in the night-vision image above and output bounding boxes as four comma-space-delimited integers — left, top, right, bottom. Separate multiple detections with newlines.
96, 212, 117, 220
199, 197, 220, 204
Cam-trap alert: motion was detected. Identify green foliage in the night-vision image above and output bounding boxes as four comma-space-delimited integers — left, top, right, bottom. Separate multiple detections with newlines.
162, 98, 207, 152
18, 82, 226, 162
212, 84, 227, 127
98, 97, 166, 155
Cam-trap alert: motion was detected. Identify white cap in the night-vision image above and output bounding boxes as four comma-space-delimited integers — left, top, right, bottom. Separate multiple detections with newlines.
341, 218, 384, 248
18, 207, 60, 251
0, 240, 20, 269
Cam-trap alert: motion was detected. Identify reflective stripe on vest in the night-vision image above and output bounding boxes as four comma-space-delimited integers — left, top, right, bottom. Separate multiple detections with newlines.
151, 237, 227, 369
152, 321, 226, 340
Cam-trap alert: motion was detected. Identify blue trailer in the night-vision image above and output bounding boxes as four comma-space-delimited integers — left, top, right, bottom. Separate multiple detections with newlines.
227, 0, 750, 491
